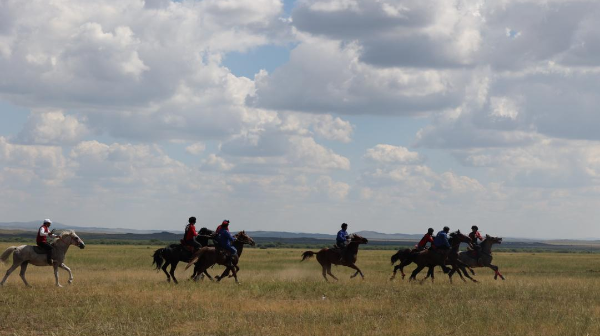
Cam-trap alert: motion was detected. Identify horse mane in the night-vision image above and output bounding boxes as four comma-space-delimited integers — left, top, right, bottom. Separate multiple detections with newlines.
59, 230, 76, 238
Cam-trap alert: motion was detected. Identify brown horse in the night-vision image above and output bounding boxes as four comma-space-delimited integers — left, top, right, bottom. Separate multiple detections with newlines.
421, 230, 477, 283
457, 235, 505, 280
301, 234, 368, 282
407, 231, 471, 282
186, 231, 255, 284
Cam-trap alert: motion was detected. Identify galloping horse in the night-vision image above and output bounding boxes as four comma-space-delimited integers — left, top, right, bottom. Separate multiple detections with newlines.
1, 230, 85, 287
391, 231, 473, 283
422, 230, 477, 283
301, 234, 368, 282
405, 231, 472, 282
457, 235, 505, 280
187, 231, 255, 284
152, 227, 213, 284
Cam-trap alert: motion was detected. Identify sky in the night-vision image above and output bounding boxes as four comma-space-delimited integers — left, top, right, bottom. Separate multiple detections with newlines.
1, 0, 600, 239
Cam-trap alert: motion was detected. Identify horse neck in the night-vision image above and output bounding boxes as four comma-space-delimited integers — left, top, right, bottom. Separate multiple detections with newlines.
53, 237, 71, 254
450, 238, 461, 252
347, 241, 360, 253
480, 240, 493, 253
233, 240, 245, 257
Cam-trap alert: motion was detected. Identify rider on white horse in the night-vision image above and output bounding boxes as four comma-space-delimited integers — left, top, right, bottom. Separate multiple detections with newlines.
37, 219, 58, 265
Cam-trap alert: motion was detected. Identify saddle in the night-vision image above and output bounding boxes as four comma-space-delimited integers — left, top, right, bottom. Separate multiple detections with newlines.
180, 239, 195, 253
33, 246, 48, 254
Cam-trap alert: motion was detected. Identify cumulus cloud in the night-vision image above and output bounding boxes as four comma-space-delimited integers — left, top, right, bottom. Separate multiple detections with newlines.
15, 110, 88, 145
249, 39, 464, 115
364, 144, 423, 165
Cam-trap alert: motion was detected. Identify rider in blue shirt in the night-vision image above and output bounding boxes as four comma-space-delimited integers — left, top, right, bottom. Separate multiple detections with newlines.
336, 223, 349, 248
336, 223, 350, 263
433, 226, 451, 249
216, 220, 237, 263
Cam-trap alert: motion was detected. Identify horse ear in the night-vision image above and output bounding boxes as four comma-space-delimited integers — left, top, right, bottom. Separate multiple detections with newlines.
457, 230, 461, 234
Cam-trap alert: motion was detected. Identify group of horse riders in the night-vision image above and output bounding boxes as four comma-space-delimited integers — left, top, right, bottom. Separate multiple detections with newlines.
35, 219, 483, 266
182, 216, 237, 263
414, 225, 484, 261
335, 222, 484, 264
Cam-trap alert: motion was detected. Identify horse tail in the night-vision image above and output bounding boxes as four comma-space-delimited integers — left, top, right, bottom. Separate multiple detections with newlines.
391, 249, 410, 265
184, 249, 204, 270
391, 250, 401, 265
152, 248, 165, 270
301, 251, 316, 262
0, 246, 18, 264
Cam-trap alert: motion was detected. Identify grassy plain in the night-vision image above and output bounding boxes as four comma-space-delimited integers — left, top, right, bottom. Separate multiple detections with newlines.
0, 244, 599, 336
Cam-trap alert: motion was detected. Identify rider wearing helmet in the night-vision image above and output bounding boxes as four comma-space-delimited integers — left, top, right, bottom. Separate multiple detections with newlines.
336, 223, 350, 262
183, 217, 201, 252
36, 219, 58, 265
415, 228, 435, 251
469, 225, 483, 259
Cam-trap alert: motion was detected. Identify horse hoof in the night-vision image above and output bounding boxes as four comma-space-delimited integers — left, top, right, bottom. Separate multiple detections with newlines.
56, 284, 63, 288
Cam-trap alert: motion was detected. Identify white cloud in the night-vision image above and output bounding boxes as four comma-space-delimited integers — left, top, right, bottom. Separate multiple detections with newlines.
185, 142, 206, 155
16, 110, 88, 145
364, 144, 423, 165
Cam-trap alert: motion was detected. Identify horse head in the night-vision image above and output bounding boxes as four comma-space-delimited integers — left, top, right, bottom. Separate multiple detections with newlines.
56, 230, 86, 249
484, 235, 502, 245
199, 227, 214, 236
450, 230, 471, 244
350, 234, 368, 244
235, 231, 255, 246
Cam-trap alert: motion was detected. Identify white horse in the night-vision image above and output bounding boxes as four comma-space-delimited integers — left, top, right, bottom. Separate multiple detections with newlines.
0, 230, 85, 287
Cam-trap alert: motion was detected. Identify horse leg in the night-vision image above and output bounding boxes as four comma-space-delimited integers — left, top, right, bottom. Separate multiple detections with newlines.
216, 267, 230, 282
420, 267, 433, 284
1, 262, 20, 286
59, 263, 74, 284
390, 264, 400, 280
19, 262, 32, 287
347, 263, 365, 279
170, 262, 179, 284
409, 265, 425, 282
489, 264, 505, 280
203, 270, 214, 281
53, 263, 62, 287
230, 265, 239, 284
161, 261, 171, 283
326, 264, 338, 281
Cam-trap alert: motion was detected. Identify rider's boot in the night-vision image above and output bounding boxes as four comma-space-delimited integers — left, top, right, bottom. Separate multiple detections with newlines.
46, 252, 53, 265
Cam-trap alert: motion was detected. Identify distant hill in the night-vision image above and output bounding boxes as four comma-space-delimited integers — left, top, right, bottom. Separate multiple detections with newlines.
0, 221, 173, 234
1, 221, 598, 244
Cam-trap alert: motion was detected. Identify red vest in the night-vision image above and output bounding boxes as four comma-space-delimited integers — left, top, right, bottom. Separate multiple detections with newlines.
184, 224, 197, 241
36, 225, 49, 243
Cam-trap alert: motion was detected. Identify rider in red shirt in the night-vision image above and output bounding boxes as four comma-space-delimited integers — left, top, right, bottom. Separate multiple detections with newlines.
469, 225, 483, 259
415, 228, 435, 251
183, 217, 201, 252
36, 219, 57, 265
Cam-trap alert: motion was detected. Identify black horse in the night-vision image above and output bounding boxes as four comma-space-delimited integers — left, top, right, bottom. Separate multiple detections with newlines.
152, 227, 213, 284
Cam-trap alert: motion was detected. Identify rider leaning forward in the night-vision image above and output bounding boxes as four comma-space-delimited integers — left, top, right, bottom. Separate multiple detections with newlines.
37, 219, 58, 265
415, 228, 435, 251
215, 220, 237, 264
336, 223, 350, 262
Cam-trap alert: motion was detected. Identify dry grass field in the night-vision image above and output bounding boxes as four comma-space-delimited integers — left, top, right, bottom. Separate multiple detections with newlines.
1, 244, 599, 336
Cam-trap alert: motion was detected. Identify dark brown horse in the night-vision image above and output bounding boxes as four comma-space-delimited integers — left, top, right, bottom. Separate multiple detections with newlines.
457, 235, 505, 280
186, 231, 255, 284
421, 230, 477, 283
301, 234, 368, 282
152, 227, 213, 284
407, 231, 472, 282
